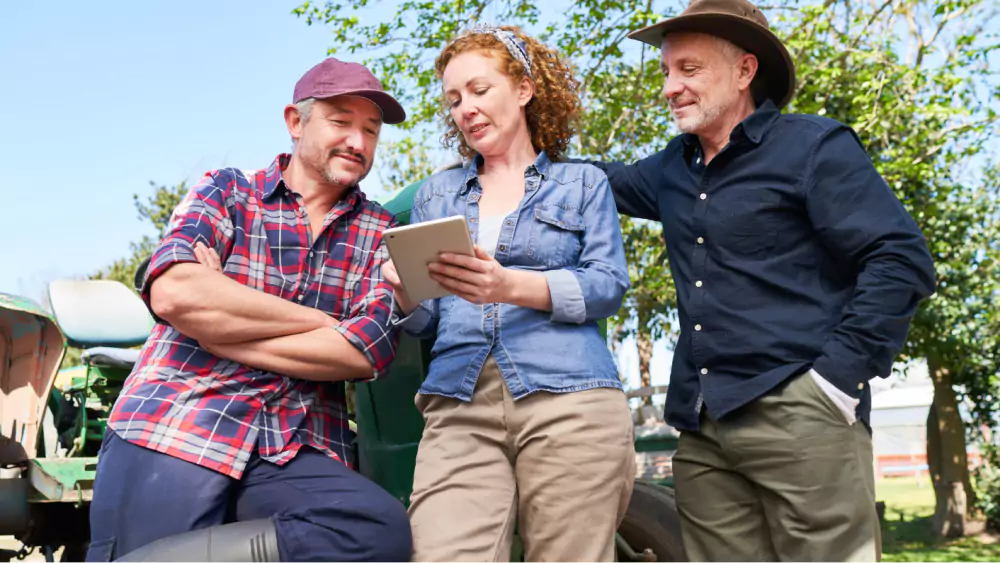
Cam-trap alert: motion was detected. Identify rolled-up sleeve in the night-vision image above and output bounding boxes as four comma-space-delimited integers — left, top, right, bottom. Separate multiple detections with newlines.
333, 231, 402, 381
549, 167, 630, 324
140, 172, 234, 323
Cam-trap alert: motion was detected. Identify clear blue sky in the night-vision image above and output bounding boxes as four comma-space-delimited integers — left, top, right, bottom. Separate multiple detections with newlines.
0, 1, 397, 303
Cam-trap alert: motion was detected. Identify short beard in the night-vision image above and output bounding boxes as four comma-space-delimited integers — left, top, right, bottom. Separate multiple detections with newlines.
676, 100, 727, 133
319, 148, 370, 189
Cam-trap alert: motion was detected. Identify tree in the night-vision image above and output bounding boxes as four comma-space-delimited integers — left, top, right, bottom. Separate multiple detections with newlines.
92, 181, 188, 291
293, 0, 682, 400
783, 0, 1000, 536
295, 0, 1000, 535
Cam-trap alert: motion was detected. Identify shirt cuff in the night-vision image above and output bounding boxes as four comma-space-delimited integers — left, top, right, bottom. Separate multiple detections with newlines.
140, 241, 201, 325
543, 269, 586, 324
331, 317, 394, 381
389, 296, 436, 335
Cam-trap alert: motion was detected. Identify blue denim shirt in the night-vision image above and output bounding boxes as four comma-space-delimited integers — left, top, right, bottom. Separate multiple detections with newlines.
394, 151, 629, 400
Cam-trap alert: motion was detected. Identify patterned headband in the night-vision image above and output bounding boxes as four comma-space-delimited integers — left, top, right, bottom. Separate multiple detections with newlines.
469, 24, 533, 78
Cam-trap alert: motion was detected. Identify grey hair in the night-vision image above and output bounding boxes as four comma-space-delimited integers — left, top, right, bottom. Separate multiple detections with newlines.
291, 97, 317, 147
296, 97, 317, 123
712, 36, 767, 107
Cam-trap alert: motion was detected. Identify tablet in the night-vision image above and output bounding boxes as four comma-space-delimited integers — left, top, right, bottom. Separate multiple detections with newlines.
383, 215, 475, 302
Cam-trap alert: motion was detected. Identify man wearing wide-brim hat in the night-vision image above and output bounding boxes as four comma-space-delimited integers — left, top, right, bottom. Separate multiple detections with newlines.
589, 0, 936, 560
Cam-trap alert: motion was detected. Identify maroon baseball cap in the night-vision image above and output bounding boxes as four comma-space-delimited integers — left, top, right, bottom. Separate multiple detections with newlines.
293, 58, 406, 125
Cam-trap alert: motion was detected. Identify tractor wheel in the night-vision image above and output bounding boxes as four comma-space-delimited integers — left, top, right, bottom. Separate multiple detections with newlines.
615, 480, 686, 561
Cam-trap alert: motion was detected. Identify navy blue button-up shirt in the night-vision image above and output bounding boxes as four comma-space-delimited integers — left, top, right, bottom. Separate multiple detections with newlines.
594, 101, 936, 432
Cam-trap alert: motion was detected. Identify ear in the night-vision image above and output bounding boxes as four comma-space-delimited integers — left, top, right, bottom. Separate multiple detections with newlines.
284, 104, 304, 143
517, 75, 535, 108
736, 53, 759, 94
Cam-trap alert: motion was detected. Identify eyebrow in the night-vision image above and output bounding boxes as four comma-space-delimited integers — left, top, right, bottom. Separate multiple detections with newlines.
444, 77, 490, 95
329, 105, 382, 127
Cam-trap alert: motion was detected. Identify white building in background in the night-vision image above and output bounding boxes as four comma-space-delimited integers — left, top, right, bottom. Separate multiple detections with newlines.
869, 360, 982, 478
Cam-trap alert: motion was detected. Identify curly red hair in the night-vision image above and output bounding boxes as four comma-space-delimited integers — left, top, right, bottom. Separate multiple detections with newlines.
434, 25, 582, 162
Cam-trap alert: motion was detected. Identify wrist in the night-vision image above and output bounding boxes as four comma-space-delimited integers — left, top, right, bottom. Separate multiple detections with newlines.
499, 268, 518, 304
313, 308, 337, 328
395, 291, 417, 315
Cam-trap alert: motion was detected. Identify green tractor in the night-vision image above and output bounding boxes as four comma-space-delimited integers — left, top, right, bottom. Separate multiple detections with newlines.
0, 179, 683, 561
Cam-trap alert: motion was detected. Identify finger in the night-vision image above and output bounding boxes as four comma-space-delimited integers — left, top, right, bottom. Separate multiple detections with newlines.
473, 245, 493, 261
207, 248, 223, 271
432, 274, 480, 298
437, 252, 488, 272
382, 267, 399, 285
193, 244, 208, 265
428, 263, 479, 284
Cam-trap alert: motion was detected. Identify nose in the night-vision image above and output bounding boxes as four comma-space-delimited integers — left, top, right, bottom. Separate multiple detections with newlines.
663, 73, 684, 102
344, 127, 367, 155
459, 100, 478, 122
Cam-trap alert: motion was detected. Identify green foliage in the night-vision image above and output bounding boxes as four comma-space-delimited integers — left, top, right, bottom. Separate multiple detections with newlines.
782, 0, 1000, 428
91, 181, 188, 292
293, 0, 680, 370
293, 0, 1000, 410
974, 442, 1000, 531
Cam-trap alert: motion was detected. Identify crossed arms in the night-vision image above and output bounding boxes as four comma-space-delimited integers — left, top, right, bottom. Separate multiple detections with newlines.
144, 173, 392, 383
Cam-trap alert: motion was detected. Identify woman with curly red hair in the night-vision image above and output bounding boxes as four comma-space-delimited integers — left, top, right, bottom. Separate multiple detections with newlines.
383, 25, 635, 561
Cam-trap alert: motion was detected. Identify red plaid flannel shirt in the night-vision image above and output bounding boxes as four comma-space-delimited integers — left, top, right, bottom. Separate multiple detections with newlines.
108, 154, 399, 478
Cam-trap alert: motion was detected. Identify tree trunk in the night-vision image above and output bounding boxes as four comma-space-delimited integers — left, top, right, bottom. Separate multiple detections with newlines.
637, 329, 654, 407
926, 356, 976, 538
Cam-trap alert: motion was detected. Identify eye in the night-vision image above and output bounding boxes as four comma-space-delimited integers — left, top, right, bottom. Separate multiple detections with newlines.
683, 66, 698, 75
331, 119, 348, 126
474, 87, 489, 96
366, 128, 379, 136
448, 98, 461, 108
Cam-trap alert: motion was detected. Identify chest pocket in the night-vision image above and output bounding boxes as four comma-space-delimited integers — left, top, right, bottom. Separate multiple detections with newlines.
527, 205, 585, 268
721, 191, 781, 257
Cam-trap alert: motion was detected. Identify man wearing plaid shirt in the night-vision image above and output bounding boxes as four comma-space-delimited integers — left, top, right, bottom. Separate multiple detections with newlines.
85, 59, 412, 562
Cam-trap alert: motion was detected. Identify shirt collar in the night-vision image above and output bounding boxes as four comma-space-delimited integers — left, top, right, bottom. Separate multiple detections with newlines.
260, 153, 364, 208
741, 99, 780, 144
260, 154, 292, 200
460, 150, 552, 195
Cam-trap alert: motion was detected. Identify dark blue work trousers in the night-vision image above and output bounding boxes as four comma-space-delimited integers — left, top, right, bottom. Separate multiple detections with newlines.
85, 432, 412, 561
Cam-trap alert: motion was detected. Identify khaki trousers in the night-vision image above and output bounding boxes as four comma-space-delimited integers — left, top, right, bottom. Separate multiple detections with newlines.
673, 371, 881, 562
408, 356, 636, 562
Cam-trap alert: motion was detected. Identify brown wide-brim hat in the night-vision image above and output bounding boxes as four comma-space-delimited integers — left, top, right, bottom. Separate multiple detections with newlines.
629, 0, 795, 109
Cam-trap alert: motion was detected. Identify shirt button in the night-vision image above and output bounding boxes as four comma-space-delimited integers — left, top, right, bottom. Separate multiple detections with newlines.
701, 368, 708, 375
505, 220, 513, 226
297, 294, 304, 302
694, 324, 702, 331
695, 280, 703, 288
700, 193, 707, 200
486, 312, 493, 319
499, 245, 506, 252
697, 237, 705, 244
858, 382, 865, 390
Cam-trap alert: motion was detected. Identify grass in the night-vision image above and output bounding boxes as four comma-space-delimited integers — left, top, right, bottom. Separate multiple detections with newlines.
877, 477, 1000, 562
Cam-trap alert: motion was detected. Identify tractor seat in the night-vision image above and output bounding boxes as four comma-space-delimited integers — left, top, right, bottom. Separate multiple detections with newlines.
81, 347, 141, 370
48, 279, 153, 349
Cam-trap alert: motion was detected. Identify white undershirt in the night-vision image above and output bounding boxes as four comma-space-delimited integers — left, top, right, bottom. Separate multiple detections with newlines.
477, 214, 507, 258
